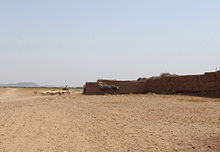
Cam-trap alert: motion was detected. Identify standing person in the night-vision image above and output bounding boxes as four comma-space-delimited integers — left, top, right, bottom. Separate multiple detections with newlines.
64, 85, 68, 90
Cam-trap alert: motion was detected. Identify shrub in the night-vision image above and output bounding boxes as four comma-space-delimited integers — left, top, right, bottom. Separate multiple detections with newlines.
159, 72, 177, 77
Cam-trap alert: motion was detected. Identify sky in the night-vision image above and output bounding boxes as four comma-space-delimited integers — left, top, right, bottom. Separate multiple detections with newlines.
0, 0, 220, 86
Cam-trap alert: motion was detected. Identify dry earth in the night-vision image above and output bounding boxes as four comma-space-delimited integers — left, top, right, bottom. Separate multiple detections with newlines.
0, 88, 220, 152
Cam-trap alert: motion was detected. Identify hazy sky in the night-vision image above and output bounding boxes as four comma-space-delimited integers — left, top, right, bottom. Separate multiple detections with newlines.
0, 0, 220, 86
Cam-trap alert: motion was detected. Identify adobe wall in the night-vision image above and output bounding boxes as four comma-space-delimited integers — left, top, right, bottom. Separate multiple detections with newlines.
146, 71, 220, 96
83, 71, 220, 97
146, 75, 205, 94
215, 71, 220, 96
83, 82, 105, 95
83, 80, 146, 95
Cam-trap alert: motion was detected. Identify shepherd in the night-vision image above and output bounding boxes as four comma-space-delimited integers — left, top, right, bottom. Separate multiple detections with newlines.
63, 85, 68, 90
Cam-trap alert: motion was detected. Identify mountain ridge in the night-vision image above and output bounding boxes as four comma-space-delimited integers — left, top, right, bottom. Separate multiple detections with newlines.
0, 82, 40, 87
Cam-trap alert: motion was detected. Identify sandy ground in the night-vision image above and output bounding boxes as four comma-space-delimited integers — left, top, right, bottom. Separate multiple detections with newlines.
0, 88, 220, 152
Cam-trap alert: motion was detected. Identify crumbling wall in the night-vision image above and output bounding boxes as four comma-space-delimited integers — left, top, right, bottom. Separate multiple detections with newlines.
204, 72, 217, 95
215, 71, 220, 96
83, 82, 105, 95
146, 71, 220, 96
97, 80, 146, 94
146, 75, 201, 94
83, 80, 146, 95
83, 71, 220, 97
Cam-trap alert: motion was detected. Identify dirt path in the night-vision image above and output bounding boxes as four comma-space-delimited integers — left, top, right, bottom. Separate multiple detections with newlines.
0, 88, 18, 102
0, 88, 220, 152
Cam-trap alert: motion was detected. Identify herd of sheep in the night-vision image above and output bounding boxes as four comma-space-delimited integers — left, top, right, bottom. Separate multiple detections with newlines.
41, 90, 71, 96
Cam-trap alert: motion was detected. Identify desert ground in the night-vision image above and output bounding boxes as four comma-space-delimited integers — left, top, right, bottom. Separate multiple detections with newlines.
0, 88, 220, 152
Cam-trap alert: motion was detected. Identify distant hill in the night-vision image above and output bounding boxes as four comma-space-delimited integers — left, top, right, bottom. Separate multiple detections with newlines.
0, 82, 40, 88
0, 82, 80, 88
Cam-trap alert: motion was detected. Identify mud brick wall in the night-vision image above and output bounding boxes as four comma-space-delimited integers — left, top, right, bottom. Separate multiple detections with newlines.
83, 82, 105, 95
83, 80, 146, 95
215, 71, 220, 96
204, 72, 217, 95
146, 75, 203, 94
146, 71, 220, 96
97, 80, 146, 94
83, 71, 220, 96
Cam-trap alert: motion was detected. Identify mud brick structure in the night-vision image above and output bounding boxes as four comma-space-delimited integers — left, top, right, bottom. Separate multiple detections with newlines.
83, 71, 220, 97
83, 80, 146, 95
